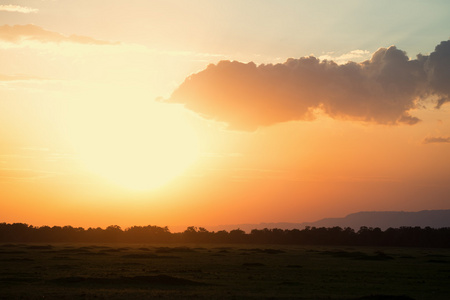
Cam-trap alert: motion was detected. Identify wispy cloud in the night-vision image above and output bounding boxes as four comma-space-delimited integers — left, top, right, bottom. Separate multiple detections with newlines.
319, 49, 371, 64
0, 4, 38, 14
0, 24, 118, 45
0, 168, 59, 182
0, 74, 48, 81
168, 40, 450, 131
423, 136, 450, 144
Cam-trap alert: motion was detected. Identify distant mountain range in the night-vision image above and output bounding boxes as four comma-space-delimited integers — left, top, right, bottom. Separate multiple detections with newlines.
200, 209, 450, 233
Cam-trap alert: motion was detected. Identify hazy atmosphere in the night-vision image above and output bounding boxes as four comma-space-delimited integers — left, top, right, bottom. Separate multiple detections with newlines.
1, 0, 450, 229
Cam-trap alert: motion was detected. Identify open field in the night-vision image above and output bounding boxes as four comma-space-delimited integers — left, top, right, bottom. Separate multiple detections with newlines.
1, 243, 449, 299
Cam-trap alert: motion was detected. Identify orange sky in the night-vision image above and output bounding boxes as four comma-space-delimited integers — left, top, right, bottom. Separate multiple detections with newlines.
1, 1, 449, 230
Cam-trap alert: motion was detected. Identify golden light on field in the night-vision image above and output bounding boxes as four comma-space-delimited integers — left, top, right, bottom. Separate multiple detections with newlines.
64, 91, 200, 190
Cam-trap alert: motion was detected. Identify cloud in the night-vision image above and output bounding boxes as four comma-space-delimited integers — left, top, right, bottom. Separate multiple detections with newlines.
0, 74, 47, 81
422, 41, 450, 108
0, 5, 38, 13
319, 49, 371, 64
423, 136, 450, 144
0, 168, 57, 182
168, 40, 450, 131
0, 24, 118, 45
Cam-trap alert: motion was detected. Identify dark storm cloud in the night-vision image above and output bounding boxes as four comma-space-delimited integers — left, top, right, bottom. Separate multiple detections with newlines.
168, 40, 450, 131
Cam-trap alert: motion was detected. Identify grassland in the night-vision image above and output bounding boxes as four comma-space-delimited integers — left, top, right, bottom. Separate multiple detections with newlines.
1, 243, 449, 299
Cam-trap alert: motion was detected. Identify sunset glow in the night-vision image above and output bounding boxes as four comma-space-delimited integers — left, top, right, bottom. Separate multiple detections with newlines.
65, 97, 200, 190
0, 0, 449, 230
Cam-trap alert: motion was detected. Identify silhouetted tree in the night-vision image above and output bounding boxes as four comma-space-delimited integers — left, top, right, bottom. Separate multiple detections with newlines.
0, 222, 449, 247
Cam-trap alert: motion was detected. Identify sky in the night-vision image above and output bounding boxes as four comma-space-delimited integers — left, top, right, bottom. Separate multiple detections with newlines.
1, 0, 449, 230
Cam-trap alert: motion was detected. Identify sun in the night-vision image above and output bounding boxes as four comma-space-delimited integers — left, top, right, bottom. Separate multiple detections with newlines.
64, 93, 200, 190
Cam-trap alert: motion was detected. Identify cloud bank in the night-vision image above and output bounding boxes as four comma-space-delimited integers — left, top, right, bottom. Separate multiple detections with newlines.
0, 25, 118, 45
0, 5, 38, 14
168, 40, 450, 130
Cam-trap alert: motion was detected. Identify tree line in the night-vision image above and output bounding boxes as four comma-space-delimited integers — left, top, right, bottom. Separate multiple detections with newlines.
0, 223, 449, 247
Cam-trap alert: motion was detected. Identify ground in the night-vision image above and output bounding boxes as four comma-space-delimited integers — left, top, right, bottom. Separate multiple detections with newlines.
1, 243, 449, 299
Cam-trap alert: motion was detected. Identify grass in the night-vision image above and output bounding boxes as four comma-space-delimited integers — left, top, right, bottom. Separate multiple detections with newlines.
0, 243, 449, 299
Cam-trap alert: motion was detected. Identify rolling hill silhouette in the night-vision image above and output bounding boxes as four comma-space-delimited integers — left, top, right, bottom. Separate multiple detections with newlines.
203, 209, 450, 233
